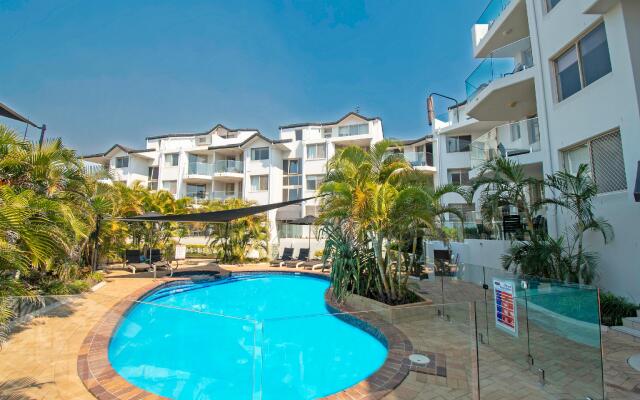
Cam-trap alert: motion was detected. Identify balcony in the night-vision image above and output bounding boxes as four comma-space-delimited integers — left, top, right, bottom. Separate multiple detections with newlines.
188, 162, 214, 175
465, 37, 536, 121
472, 0, 528, 58
404, 152, 435, 169
214, 160, 243, 173
213, 160, 244, 181
470, 117, 541, 170
185, 162, 214, 183
211, 191, 240, 201
186, 192, 209, 206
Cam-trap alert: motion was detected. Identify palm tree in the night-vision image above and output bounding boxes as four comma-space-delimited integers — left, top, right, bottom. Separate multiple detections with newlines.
473, 158, 543, 236
320, 140, 413, 302
202, 198, 269, 263
543, 163, 613, 283
391, 179, 468, 275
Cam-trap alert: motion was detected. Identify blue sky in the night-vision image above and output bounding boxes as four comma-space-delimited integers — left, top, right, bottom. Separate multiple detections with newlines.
1, 0, 485, 153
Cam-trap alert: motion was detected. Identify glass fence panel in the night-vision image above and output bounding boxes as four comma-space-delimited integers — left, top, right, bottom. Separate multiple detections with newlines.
0, 292, 258, 400
526, 290, 604, 399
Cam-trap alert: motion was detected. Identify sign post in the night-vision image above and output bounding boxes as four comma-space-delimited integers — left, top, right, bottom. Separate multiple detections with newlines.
493, 279, 518, 336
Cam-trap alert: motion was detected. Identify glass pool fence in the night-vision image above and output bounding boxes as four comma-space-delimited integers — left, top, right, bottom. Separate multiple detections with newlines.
0, 271, 605, 399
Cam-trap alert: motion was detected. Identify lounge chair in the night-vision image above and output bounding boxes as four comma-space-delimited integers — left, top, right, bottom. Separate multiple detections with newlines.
149, 249, 173, 274
270, 247, 294, 267
125, 249, 153, 274
284, 248, 310, 268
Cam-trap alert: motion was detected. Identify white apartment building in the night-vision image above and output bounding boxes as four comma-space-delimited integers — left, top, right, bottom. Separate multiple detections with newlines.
432, 0, 640, 300
84, 113, 398, 257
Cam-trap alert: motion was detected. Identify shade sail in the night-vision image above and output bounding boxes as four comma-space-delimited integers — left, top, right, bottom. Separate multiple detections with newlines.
0, 102, 39, 128
119, 196, 317, 223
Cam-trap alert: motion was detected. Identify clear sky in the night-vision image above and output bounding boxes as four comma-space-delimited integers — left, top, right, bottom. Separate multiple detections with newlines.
1, 0, 485, 154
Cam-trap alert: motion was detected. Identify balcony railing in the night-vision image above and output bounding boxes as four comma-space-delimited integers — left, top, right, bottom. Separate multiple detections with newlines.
473, 0, 513, 45
186, 192, 209, 205
211, 191, 239, 201
214, 160, 243, 173
404, 152, 434, 167
470, 117, 540, 169
465, 37, 533, 101
188, 162, 214, 176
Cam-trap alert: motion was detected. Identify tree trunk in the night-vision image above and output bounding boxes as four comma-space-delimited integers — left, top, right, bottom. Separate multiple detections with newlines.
371, 233, 391, 301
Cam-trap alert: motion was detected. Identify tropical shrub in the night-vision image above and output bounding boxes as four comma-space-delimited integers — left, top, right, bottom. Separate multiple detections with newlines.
320, 141, 467, 304
600, 292, 638, 326
201, 198, 269, 263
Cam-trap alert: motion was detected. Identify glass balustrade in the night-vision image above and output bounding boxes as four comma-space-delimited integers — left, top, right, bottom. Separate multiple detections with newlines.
214, 160, 244, 173
403, 151, 434, 167
211, 191, 239, 200
187, 161, 214, 175
471, 117, 540, 169
465, 37, 533, 101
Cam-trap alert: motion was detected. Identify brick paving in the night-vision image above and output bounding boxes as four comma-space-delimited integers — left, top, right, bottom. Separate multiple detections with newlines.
0, 263, 638, 400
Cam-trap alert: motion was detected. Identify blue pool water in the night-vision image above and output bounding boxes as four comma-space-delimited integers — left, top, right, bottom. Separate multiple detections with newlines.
109, 273, 388, 399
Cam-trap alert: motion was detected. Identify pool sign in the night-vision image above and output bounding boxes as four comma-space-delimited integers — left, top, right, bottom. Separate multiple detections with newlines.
493, 279, 518, 337
175, 244, 186, 260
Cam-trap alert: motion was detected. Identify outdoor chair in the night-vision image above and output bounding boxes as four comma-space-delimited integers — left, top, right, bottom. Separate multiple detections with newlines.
284, 248, 310, 268
124, 249, 152, 274
149, 248, 173, 274
270, 247, 294, 267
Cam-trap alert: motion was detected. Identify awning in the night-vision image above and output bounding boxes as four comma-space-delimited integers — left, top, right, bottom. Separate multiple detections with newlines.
119, 196, 316, 223
0, 101, 39, 128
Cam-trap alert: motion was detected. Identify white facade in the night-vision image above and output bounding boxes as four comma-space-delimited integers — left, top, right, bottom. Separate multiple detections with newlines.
84, 113, 436, 258
433, 0, 640, 300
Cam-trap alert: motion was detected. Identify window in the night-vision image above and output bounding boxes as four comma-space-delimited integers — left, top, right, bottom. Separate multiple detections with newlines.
224, 183, 235, 195
251, 147, 269, 161
283, 175, 302, 186
306, 143, 326, 159
295, 129, 303, 141
188, 154, 207, 164
283, 159, 300, 174
562, 130, 627, 193
545, 0, 561, 12
448, 168, 470, 185
306, 175, 324, 191
338, 123, 368, 137
323, 128, 332, 138
250, 175, 268, 191
283, 188, 302, 201
446, 135, 471, 153
510, 123, 521, 141
196, 135, 211, 145
148, 166, 159, 180
277, 222, 303, 239
163, 180, 177, 194
186, 183, 207, 199
115, 156, 129, 168
164, 153, 179, 167
554, 22, 611, 101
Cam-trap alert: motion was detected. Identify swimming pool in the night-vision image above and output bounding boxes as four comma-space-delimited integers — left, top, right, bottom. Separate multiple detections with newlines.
108, 273, 388, 399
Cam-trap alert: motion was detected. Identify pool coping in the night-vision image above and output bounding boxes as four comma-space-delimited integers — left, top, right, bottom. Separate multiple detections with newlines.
77, 271, 412, 400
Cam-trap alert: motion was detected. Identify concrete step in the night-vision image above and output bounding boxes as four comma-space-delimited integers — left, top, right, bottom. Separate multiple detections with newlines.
623, 316, 640, 330
611, 325, 640, 342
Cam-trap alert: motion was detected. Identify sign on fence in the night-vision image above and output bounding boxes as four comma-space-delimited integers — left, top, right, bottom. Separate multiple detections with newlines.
175, 244, 186, 261
493, 279, 518, 336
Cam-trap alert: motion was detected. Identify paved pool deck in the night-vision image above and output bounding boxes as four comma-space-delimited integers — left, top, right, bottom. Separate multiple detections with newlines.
0, 262, 638, 400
